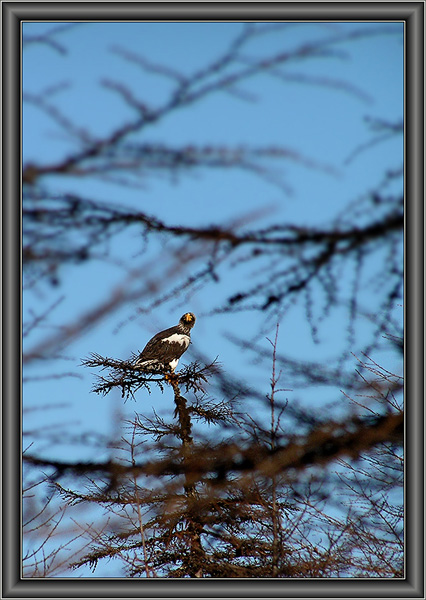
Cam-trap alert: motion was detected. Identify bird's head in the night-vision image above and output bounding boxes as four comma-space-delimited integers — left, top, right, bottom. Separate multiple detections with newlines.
180, 312, 196, 328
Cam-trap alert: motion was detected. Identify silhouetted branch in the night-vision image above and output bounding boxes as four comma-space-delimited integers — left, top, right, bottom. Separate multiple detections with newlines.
81, 354, 218, 401
23, 23, 81, 54
23, 411, 403, 482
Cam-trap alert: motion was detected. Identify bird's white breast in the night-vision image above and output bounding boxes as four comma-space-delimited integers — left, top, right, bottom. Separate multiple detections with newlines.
161, 333, 190, 348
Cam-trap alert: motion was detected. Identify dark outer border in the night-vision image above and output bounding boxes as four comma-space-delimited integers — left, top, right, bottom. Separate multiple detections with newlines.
3, 2, 424, 598
2, 1, 425, 20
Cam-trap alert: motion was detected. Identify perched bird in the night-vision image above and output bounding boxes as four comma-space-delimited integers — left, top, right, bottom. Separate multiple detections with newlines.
134, 312, 196, 373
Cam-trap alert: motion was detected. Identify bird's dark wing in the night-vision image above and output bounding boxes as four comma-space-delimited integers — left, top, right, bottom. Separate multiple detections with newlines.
139, 326, 175, 357
138, 326, 190, 363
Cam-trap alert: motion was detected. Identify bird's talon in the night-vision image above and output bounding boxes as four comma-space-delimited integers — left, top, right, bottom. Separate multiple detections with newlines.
165, 372, 178, 383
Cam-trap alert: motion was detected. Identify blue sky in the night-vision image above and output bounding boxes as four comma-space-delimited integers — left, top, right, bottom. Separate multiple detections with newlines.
22, 21, 403, 576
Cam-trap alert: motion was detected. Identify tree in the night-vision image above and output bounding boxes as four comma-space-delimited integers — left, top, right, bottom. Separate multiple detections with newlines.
24, 330, 403, 578
22, 22, 403, 578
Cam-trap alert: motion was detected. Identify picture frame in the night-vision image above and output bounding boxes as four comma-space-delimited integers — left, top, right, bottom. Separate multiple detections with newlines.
3, 2, 423, 597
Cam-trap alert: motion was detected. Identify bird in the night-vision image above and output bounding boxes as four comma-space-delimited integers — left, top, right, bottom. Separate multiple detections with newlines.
134, 312, 196, 374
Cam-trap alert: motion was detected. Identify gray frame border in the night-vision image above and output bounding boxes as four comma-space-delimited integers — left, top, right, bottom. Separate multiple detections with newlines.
3, 1, 424, 598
